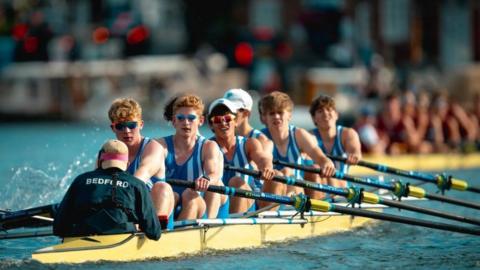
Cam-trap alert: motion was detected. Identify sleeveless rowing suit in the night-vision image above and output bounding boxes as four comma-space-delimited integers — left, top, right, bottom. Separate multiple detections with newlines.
164, 135, 229, 218
212, 136, 257, 212
261, 125, 303, 179
311, 126, 350, 175
213, 135, 260, 190
247, 128, 264, 139
127, 137, 164, 190
127, 137, 173, 229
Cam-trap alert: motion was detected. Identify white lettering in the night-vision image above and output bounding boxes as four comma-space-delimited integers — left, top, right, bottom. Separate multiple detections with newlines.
84, 177, 129, 187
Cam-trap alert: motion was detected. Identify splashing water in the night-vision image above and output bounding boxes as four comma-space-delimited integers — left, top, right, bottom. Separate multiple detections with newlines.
3, 155, 96, 210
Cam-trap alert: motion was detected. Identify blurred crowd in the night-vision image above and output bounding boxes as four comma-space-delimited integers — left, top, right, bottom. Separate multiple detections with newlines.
354, 89, 480, 155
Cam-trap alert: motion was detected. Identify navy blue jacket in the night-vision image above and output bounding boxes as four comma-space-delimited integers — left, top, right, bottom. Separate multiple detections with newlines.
53, 167, 161, 240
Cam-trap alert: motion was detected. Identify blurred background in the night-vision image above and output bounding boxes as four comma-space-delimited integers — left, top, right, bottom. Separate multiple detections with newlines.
1, 0, 480, 154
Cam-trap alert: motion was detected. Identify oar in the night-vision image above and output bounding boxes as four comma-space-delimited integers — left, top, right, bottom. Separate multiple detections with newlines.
0, 204, 57, 230
273, 159, 480, 211
327, 154, 480, 194
0, 228, 53, 240
166, 179, 480, 236
225, 165, 480, 226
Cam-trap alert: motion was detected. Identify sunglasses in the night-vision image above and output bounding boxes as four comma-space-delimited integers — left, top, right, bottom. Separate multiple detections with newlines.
175, 114, 197, 122
210, 114, 235, 124
112, 121, 138, 131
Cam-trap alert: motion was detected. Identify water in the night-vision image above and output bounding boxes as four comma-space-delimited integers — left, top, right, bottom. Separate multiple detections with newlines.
1, 122, 480, 269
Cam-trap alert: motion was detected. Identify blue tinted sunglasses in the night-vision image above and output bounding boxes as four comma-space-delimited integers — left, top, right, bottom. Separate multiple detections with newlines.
175, 114, 197, 122
112, 121, 138, 131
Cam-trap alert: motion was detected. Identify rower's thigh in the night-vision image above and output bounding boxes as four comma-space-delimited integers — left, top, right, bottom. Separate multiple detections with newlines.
228, 176, 251, 190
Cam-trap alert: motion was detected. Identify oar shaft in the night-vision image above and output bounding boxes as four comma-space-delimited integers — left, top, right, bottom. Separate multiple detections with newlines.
328, 155, 437, 183
0, 228, 53, 240
329, 155, 480, 194
274, 159, 480, 211
274, 159, 395, 190
0, 204, 57, 230
379, 198, 480, 226
227, 165, 480, 226
425, 193, 480, 210
328, 203, 480, 236
166, 178, 480, 236
225, 165, 350, 197
166, 179, 294, 206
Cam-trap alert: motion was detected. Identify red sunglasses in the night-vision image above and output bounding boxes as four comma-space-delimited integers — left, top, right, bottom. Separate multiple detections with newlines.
210, 114, 235, 124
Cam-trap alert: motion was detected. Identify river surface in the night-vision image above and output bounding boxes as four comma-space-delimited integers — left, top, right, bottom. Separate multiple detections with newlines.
1, 122, 479, 270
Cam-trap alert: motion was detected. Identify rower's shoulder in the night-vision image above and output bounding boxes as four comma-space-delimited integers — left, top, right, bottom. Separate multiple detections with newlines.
143, 138, 166, 156
341, 126, 360, 139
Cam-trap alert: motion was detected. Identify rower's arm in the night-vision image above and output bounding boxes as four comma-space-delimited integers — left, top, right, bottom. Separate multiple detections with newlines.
342, 127, 362, 164
134, 140, 165, 182
257, 133, 274, 154
202, 140, 223, 185
295, 128, 335, 177
247, 137, 273, 171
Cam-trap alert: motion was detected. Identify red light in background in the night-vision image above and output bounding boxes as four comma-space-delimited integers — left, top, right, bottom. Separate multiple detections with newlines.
253, 27, 274, 41
276, 42, 293, 60
23, 36, 38, 53
127, 26, 149, 45
234, 42, 254, 66
92, 27, 110, 44
12, 23, 29, 41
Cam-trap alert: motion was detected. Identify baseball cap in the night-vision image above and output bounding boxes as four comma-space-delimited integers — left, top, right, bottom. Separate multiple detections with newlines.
99, 139, 129, 171
224, 88, 253, 111
208, 98, 240, 116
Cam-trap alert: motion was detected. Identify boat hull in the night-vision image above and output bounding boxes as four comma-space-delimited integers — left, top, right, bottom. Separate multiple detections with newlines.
32, 210, 379, 264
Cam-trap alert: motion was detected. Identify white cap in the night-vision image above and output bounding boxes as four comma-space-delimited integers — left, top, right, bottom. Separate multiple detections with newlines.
224, 88, 253, 111
208, 98, 240, 116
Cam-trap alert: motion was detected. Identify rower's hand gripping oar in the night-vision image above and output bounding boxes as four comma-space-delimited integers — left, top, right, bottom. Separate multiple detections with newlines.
273, 159, 480, 211
166, 178, 480, 236
225, 165, 480, 226
327, 154, 480, 195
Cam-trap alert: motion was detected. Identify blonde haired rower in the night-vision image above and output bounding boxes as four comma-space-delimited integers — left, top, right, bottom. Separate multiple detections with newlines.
157, 94, 228, 220
108, 98, 175, 229
258, 91, 336, 202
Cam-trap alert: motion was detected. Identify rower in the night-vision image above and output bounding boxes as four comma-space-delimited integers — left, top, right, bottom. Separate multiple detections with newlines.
308, 94, 362, 187
208, 98, 275, 213
223, 88, 274, 154
53, 140, 161, 240
157, 94, 229, 220
108, 98, 174, 229
258, 91, 336, 202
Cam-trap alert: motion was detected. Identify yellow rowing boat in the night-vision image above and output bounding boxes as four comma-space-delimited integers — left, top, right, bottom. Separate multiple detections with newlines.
27, 153, 480, 264
32, 205, 385, 264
